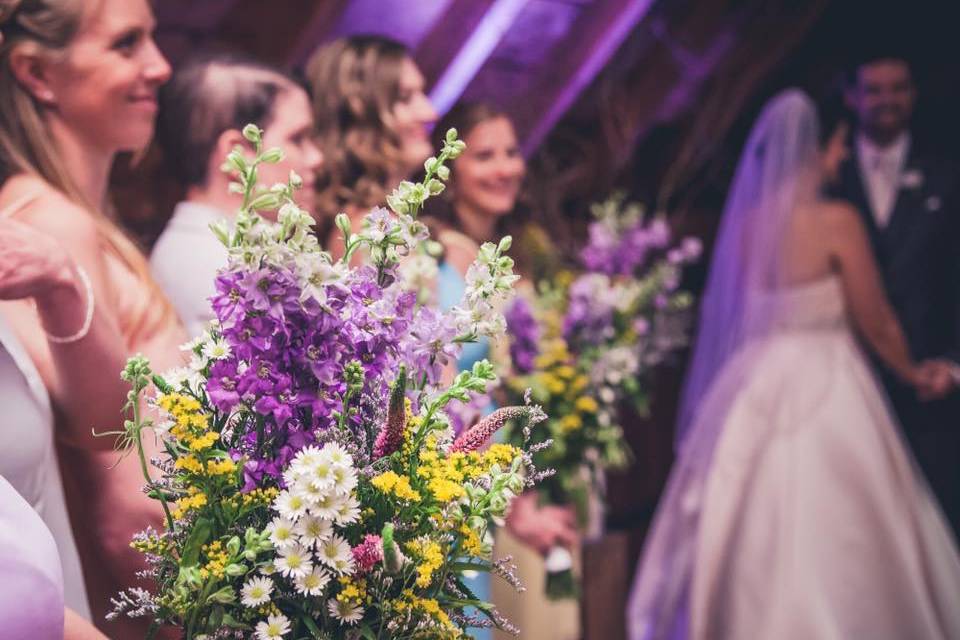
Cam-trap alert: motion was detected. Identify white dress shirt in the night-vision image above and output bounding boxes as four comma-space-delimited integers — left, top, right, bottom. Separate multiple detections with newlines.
856, 132, 911, 228
150, 201, 230, 338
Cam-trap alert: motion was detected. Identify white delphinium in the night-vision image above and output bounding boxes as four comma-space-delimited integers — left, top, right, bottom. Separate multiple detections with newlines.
276, 544, 313, 578
294, 567, 331, 596
255, 613, 291, 640
398, 253, 439, 304
328, 597, 364, 625
240, 576, 274, 608
317, 534, 355, 575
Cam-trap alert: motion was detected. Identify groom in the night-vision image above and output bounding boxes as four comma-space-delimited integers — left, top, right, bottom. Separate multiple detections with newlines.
833, 52, 960, 533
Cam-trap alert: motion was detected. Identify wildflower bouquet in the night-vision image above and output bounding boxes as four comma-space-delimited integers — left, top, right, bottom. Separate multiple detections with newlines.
110, 127, 550, 639
502, 194, 700, 598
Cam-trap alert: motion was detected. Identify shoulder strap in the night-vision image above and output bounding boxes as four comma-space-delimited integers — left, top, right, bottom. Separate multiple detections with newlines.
0, 191, 42, 220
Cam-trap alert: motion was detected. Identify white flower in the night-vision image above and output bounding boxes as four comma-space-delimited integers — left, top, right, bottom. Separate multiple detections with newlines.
290, 445, 324, 473
328, 597, 364, 624
331, 464, 358, 496
333, 495, 361, 526
240, 576, 274, 608
276, 544, 313, 578
295, 475, 336, 505
266, 517, 297, 549
255, 613, 291, 639
201, 337, 232, 361
321, 442, 353, 468
275, 490, 308, 521
316, 534, 355, 574
294, 567, 331, 596
295, 514, 333, 548
309, 492, 342, 521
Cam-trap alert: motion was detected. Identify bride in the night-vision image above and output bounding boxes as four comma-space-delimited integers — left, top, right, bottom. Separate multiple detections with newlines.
627, 89, 960, 639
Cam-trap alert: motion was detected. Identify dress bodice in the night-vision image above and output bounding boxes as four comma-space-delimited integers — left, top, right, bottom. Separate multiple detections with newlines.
756, 275, 848, 334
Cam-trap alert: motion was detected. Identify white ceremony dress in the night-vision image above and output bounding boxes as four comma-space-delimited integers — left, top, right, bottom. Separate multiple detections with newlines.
0, 316, 91, 619
629, 276, 960, 640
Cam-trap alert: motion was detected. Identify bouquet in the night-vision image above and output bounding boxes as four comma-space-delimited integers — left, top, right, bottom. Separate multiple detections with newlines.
502, 194, 700, 598
108, 126, 552, 639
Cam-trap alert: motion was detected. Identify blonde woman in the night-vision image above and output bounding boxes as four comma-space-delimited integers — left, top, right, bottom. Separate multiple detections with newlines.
0, 0, 186, 635
305, 35, 438, 256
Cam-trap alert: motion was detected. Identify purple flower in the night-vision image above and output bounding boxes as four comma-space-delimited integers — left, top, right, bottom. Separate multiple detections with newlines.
505, 297, 539, 374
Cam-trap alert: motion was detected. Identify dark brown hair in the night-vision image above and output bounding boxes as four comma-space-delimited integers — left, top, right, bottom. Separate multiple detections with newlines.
157, 51, 297, 188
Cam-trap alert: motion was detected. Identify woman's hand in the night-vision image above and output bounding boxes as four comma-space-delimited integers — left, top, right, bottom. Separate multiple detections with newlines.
0, 217, 78, 303
505, 490, 579, 556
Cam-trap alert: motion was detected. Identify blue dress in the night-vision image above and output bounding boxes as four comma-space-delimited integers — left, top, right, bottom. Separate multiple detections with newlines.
437, 262, 492, 639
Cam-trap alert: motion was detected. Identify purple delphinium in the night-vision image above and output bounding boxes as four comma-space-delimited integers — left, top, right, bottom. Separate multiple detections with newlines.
206, 252, 443, 487
580, 217, 673, 277
504, 297, 539, 374
562, 274, 616, 347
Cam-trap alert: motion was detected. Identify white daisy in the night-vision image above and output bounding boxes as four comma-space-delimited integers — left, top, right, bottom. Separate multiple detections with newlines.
316, 534, 355, 575
331, 465, 358, 496
265, 517, 297, 549
201, 337, 232, 361
295, 514, 333, 548
321, 442, 353, 468
290, 445, 324, 475
309, 492, 341, 520
240, 576, 274, 608
294, 567, 331, 596
276, 544, 313, 578
255, 613, 291, 639
294, 475, 334, 505
327, 597, 364, 624
274, 490, 308, 521
307, 459, 337, 493
333, 495, 362, 526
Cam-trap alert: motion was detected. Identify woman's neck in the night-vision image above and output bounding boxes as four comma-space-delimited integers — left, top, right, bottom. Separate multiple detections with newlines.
453, 201, 498, 245
48, 118, 113, 208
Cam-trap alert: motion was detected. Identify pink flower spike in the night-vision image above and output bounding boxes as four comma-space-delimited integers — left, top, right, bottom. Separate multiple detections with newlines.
451, 405, 546, 453
373, 367, 407, 459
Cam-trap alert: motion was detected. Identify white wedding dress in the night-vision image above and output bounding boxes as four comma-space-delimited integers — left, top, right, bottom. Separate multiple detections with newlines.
628, 275, 960, 639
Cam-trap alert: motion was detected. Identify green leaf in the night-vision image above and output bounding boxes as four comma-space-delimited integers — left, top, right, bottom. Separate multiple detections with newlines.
180, 517, 213, 567
359, 622, 378, 640
301, 614, 324, 639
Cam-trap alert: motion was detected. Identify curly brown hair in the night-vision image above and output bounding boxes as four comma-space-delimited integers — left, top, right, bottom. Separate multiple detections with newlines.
305, 35, 411, 233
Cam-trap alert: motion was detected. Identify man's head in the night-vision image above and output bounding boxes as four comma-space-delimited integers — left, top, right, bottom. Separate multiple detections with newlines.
157, 51, 322, 212
844, 54, 915, 146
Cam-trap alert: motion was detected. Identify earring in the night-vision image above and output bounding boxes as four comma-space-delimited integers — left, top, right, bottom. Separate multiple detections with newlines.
38, 89, 55, 103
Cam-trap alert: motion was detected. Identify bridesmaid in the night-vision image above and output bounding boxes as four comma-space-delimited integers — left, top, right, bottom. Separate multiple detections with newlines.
305, 35, 438, 257
424, 102, 580, 640
0, 0, 186, 634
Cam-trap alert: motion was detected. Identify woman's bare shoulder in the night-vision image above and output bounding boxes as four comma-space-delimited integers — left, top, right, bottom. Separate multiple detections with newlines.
1, 175, 99, 244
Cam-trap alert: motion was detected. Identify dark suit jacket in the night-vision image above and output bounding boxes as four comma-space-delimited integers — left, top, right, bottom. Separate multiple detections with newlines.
831, 138, 960, 531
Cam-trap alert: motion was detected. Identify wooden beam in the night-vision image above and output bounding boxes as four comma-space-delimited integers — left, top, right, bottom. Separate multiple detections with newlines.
427, 0, 530, 115
283, 0, 352, 68
414, 0, 498, 90
520, 0, 655, 155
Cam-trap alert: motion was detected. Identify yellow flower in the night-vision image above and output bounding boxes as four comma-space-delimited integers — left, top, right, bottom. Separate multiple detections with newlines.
575, 396, 599, 414
555, 365, 576, 380
189, 431, 220, 451
406, 539, 444, 588
560, 414, 583, 433
371, 471, 421, 502
174, 455, 203, 474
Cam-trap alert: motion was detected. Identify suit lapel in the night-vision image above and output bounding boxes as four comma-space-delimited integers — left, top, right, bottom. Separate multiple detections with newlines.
841, 149, 881, 242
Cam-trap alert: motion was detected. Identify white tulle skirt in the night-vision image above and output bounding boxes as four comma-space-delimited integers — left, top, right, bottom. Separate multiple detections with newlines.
628, 329, 960, 640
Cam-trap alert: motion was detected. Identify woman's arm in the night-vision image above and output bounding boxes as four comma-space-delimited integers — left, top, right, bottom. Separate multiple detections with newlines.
64, 608, 108, 640
824, 202, 922, 387
0, 211, 127, 450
